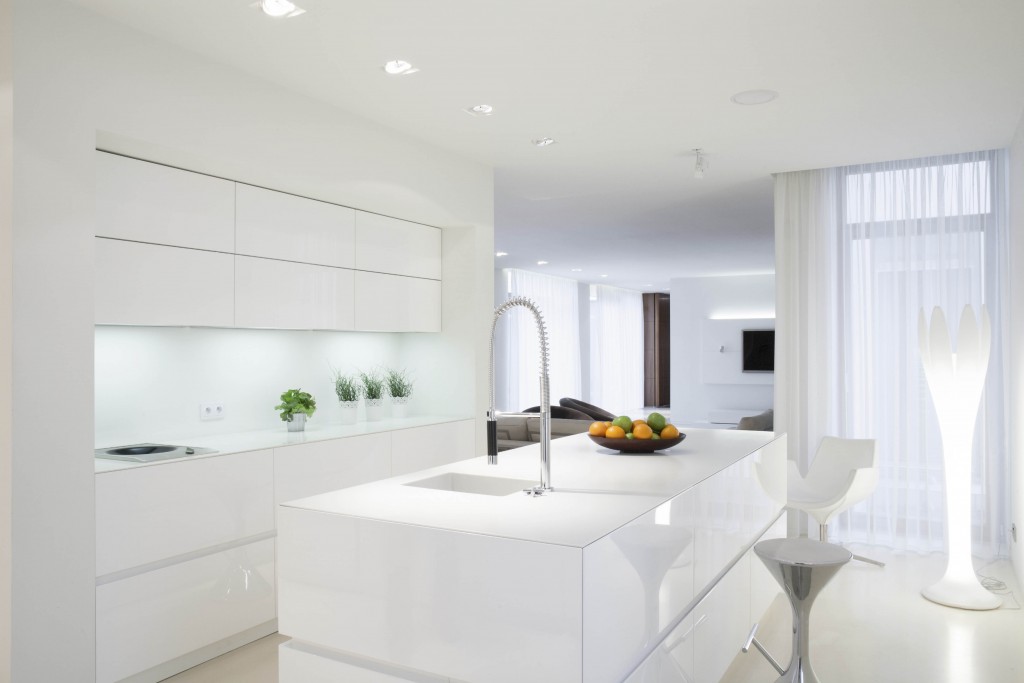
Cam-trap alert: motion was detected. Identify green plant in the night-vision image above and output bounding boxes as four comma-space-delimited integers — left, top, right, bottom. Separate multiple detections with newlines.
275, 388, 317, 422
385, 367, 414, 398
333, 373, 361, 403
358, 369, 386, 400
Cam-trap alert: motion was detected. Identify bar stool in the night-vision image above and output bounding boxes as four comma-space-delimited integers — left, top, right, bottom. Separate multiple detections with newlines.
747, 538, 852, 683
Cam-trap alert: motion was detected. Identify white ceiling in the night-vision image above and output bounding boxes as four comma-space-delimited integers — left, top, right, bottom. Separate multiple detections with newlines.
71, 0, 1024, 292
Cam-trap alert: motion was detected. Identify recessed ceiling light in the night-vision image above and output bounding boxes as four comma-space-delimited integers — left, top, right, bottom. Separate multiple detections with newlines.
532, 137, 556, 147
257, 0, 305, 18
537, 260, 549, 265
495, 251, 508, 257
383, 60, 419, 76
571, 268, 582, 272
601, 274, 608, 278
466, 104, 494, 116
730, 89, 778, 105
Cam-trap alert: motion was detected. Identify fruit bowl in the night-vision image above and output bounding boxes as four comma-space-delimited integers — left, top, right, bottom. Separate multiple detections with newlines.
588, 433, 686, 454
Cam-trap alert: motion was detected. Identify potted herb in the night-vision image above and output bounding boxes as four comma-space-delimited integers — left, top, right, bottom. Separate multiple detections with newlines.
359, 369, 386, 422
275, 388, 316, 432
385, 367, 414, 418
333, 372, 361, 425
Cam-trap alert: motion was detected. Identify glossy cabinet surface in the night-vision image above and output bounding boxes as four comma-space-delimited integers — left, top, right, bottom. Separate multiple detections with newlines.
96, 538, 276, 683
95, 238, 235, 327
95, 151, 235, 253
355, 211, 441, 280
234, 255, 355, 330
390, 420, 475, 476
235, 184, 356, 268
354, 270, 441, 332
274, 433, 391, 505
96, 449, 274, 577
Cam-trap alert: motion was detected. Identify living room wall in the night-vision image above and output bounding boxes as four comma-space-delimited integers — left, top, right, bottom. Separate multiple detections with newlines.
669, 274, 775, 426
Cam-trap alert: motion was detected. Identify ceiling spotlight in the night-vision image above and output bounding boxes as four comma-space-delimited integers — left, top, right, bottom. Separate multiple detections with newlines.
730, 89, 778, 105
571, 268, 582, 272
466, 104, 494, 116
693, 148, 707, 179
532, 137, 556, 147
537, 260, 549, 266
257, 0, 305, 18
383, 60, 419, 75
495, 251, 508, 257
601, 274, 609, 278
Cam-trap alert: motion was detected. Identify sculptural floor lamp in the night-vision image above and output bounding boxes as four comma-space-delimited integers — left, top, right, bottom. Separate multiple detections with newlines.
918, 305, 1000, 610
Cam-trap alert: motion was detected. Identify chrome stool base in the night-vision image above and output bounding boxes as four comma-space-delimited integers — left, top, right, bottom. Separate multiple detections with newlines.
753, 538, 852, 683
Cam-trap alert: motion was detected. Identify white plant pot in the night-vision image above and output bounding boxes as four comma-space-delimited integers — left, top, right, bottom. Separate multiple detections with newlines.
365, 398, 384, 422
338, 401, 358, 425
286, 413, 306, 432
390, 396, 410, 419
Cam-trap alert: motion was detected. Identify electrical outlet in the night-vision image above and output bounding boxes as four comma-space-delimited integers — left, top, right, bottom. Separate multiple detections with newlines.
199, 403, 226, 421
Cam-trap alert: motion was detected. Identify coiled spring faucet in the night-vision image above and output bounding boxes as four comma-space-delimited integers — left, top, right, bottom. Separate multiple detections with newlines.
487, 297, 552, 496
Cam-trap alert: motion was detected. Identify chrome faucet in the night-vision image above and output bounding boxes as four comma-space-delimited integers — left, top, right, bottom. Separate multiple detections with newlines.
487, 297, 552, 496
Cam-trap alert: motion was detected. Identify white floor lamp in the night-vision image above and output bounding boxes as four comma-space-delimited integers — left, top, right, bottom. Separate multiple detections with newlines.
918, 305, 1000, 610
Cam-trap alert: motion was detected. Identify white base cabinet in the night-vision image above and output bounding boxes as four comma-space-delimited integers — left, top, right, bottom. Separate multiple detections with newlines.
97, 539, 276, 683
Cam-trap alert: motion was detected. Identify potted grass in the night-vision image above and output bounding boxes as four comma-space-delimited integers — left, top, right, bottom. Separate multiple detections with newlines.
275, 388, 316, 432
359, 369, 386, 422
385, 367, 414, 419
333, 372, 361, 425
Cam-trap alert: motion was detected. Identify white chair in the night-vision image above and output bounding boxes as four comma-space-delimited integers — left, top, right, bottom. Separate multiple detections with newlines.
788, 436, 885, 567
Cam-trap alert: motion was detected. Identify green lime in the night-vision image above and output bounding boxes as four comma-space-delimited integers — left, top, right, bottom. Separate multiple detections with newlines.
651, 433, 661, 440
626, 433, 635, 440
612, 415, 633, 433
647, 412, 667, 432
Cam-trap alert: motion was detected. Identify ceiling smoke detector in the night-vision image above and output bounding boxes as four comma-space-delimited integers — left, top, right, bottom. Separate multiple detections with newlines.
257, 0, 305, 18
532, 137, 556, 147
383, 60, 419, 76
465, 104, 494, 116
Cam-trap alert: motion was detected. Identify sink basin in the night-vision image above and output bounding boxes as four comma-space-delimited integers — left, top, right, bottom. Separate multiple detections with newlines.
95, 443, 218, 463
404, 473, 536, 496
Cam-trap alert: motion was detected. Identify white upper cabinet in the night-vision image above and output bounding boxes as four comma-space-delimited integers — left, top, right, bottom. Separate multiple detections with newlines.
95, 151, 235, 253
95, 238, 235, 328
354, 271, 441, 332
235, 255, 354, 330
355, 211, 441, 280
235, 184, 356, 268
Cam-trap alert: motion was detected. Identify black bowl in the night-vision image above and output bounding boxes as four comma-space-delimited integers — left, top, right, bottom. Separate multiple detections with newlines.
588, 433, 686, 454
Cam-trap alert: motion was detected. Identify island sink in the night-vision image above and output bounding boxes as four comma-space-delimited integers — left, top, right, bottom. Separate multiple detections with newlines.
404, 472, 536, 496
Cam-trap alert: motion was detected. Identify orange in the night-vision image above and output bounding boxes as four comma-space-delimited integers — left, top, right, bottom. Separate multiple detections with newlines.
660, 424, 680, 439
633, 423, 653, 439
632, 419, 648, 430
604, 421, 612, 427
588, 421, 608, 437
605, 425, 627, 439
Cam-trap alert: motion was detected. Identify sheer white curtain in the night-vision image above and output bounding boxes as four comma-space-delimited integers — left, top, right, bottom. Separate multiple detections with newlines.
498, 269, 581, 412
776, 149, 1010, 556
589, 284, 644, 414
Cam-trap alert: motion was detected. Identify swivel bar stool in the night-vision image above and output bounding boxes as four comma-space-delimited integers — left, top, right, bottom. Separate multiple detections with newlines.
752, 538, 852, 683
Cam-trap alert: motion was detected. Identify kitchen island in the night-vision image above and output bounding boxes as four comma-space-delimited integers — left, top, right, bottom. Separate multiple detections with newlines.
276, 428, 787, 683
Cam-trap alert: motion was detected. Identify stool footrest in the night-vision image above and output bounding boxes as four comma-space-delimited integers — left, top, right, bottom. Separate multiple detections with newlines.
742, 623, 786, 676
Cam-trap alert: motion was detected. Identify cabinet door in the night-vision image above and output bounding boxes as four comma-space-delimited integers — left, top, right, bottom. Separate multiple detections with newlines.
95, 238, 234, 327
274, 433, 392, 505
96, 538, 276, 683
235, 184, 356, 268
390, 420, 475, 476
353, 271, 440, 332
235, 255, 355, 330
355, 211, 441, 280
692, 554, 750, 683
95, 151, 235, 252
96, 450, 275, 577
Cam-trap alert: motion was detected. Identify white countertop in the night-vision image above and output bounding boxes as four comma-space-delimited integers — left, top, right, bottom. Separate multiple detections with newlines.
94, 414, 474, 473
281, 428, 779, 549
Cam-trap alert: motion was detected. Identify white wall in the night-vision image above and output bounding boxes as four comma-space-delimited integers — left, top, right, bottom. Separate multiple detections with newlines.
669, 275, 775, 425
11, 0, 493, 679
1009, 113, 1024, 590
0, 0, 11, 675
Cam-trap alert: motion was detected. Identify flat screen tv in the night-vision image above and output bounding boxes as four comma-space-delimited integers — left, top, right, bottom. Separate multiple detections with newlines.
742, 329, 775, 373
